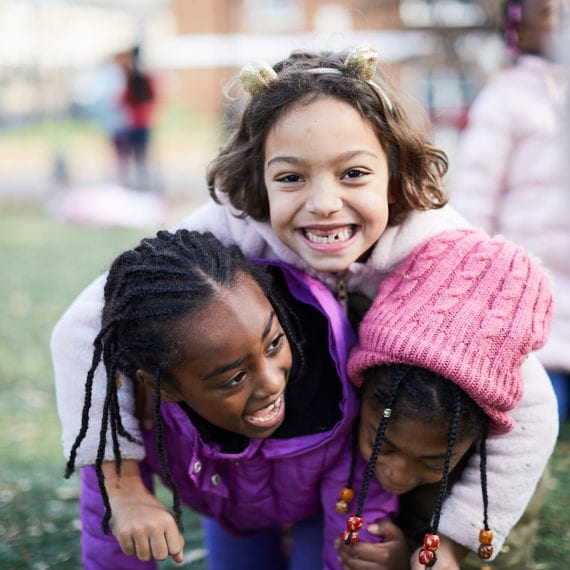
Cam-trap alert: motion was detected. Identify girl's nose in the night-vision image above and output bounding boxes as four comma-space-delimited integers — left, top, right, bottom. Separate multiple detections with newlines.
305, 184, 343, 217
252, 364, 285, 400
381, 456, 418, 490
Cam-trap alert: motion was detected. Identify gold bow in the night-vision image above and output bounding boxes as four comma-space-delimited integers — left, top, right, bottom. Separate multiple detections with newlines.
240, 61, 278, 96
344, 44, 378, 81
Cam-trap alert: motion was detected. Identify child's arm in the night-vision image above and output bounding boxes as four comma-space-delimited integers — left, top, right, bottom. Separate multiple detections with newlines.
437, 355, 558, 555
101, 460, 184, 563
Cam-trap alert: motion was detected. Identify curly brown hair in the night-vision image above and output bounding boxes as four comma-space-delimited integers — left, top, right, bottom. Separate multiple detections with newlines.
207, 47, 448, 225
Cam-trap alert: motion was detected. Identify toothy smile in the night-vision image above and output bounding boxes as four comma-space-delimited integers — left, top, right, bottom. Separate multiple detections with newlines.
246, 396, 283, 424
303, 226, 355, 244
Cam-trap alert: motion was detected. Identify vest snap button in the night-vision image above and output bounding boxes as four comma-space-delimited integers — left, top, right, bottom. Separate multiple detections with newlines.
193, 460, 202, 474
211, 473, 221, 486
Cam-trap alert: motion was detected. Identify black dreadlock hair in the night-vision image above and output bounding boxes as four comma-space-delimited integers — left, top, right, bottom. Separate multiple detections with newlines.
348, 364, 489, 564
64, 229, 305, 534
125, 46, 154, 104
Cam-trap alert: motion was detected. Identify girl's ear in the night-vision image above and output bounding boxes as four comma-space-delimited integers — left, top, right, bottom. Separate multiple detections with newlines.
135, 369, 181, 403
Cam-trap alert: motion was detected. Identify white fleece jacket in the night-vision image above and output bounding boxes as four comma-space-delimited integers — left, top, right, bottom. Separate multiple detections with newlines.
451, 55, 570, 372
51, 198, 558, 556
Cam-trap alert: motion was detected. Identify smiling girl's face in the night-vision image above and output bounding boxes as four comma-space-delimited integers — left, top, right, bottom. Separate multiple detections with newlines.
358, 398, 477, 495
137, 273, 293, 439
264, 96, 391, 273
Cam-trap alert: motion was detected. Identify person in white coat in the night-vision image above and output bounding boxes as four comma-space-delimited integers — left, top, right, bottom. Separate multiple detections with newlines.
451, 0, 569, 425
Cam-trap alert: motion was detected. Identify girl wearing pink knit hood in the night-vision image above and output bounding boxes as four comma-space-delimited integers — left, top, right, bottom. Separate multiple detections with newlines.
334, 229, 553, 569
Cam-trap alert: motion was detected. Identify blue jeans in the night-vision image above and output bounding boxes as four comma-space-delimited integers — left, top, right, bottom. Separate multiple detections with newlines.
548, 369, 570, 424
202, 513, 323, 570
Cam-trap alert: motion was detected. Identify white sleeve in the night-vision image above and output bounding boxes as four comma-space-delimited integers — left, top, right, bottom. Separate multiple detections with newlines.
437, 354, 558, 557
52, 273, 146, 466
52, 200, 261, 467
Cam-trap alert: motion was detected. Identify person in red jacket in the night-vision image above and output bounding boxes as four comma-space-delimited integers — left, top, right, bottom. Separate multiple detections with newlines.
116, 46, 157, 191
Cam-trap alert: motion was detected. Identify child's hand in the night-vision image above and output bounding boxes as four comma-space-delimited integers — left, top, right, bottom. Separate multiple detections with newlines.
109, 489, 185, 563
102, 460, 185, 563
410, 533, 467, 570
335, 520, 410, 569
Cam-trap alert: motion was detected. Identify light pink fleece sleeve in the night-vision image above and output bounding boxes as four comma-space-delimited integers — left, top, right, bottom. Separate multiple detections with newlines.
437, 355, 558, 556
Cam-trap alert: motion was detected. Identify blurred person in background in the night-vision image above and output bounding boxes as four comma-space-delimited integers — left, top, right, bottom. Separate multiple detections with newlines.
115, 46, 158, 192
451, 0, 570, 429
60, 46, 164, 228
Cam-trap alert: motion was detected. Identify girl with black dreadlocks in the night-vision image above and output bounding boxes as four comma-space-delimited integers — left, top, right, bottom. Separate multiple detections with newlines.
63, 229, 399, 570
331, 229, 553, 569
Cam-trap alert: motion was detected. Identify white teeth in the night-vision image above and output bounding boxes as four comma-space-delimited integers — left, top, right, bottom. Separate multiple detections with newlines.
305, 228, 352, 244
248, 396, 282, 424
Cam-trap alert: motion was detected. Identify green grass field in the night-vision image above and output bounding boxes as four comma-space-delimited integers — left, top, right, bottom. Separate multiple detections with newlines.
0, 209, 568, 569
0, 210, 206, 568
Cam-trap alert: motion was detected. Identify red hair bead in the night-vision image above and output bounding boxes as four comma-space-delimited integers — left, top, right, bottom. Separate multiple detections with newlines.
342, 528, 359, 545
418, 548, 435, 565
342, 514, 364, 546
346, 514, 364, 532
423, 533, 440, 551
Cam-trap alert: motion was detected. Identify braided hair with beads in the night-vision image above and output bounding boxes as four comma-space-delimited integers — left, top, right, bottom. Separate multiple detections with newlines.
64, 229, 305, 534
342, 364, 490, 567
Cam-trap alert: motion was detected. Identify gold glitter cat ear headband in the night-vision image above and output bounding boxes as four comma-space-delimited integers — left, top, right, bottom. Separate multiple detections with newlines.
239, 44, 394, 114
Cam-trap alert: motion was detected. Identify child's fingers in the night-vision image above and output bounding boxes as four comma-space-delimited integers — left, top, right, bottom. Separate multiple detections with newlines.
366, 519, 403, 542
146, 536, 166, 561
116, 534, 137, 558
164, 523, 185, 563
131, 533, 153, 562
144, 522, 184, 562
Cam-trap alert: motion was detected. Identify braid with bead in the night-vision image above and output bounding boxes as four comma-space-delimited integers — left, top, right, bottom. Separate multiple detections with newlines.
477, 421, 494, 559
419, 386, 462, 567
430, 386, 461, 535
341, 365, 407, 545
64, 229, 305, 535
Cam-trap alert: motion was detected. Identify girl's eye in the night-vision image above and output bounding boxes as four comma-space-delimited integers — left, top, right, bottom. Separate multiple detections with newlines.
276, 174, 303, 183
222, 371, 246, 390
423, 463, 445, 474
342, 168, 368, 180
267, 332, 285, 354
